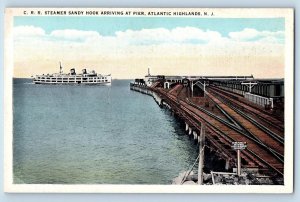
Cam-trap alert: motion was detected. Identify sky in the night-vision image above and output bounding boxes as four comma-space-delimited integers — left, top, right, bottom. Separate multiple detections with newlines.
13, 16, 285, 79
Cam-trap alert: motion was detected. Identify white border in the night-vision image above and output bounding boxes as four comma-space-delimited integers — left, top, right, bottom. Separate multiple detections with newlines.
4, 8, 294, 193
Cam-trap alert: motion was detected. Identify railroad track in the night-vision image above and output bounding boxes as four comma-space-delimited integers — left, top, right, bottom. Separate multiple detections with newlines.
201, 89, 284, 158
169, 85, 245, 132
155, 89, 261, 169
181, 103, 284, 176
209, 85, 284, 132
210, 90, 284, 142
206, 86, 284, 146
169, 85, 284, 162
152, 86, 284, 176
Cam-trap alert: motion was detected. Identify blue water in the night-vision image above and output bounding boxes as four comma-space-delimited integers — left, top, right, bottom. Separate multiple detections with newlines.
13, 79, 198, 184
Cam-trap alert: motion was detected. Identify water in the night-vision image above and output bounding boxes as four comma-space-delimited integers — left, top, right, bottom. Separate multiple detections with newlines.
13, 79, 198, 184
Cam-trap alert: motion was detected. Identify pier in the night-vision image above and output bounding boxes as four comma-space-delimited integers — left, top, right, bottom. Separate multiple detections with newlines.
130, 74, 284, 184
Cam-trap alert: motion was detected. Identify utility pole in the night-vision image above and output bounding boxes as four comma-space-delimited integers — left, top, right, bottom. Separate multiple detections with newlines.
198, 124, 205, 184
237, 149, 241, 176
241, 82, 257, 93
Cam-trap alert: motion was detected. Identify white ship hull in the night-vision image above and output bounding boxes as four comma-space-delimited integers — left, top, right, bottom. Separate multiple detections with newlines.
33, 80, 111, 85
33, 76, 111, 85
33, 63, 112, 85
33, 74, 112, 85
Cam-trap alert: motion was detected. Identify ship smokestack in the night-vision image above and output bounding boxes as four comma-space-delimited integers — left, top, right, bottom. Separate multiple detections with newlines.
148, 68, 150, 76
59, 62, 63, 74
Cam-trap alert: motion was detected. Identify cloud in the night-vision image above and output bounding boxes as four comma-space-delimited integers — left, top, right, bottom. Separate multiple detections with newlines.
170, 27, 223, 43
229, 28, 284, 43
115, 27, 223, 45
14, 25, 45, 37
116, 28, 171, 44
50, 29, 102, 42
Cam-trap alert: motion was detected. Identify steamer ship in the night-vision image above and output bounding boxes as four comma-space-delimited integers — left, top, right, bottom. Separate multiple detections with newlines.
33, 62, 111, 85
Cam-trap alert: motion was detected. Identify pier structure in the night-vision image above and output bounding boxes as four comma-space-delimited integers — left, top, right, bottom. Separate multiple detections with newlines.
130, 74, 284, 182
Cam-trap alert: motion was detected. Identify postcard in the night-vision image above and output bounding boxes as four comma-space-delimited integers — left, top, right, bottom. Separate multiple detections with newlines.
4, 8, 294, 193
